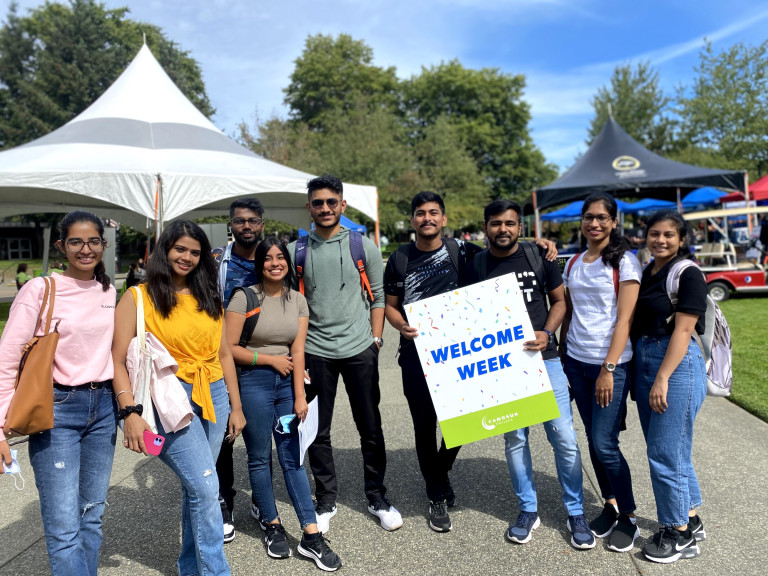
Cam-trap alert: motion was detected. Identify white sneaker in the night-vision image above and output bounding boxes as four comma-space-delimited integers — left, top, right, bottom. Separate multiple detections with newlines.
367, 499, 403, 531
315, 502, 337, 534
220, 500, 235, 543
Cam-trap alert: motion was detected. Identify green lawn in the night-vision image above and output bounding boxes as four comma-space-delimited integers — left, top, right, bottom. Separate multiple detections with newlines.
0, 298, 765, 421
719, 297, 768, 422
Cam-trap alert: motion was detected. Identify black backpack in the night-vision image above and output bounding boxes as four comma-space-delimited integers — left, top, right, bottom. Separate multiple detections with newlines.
230, 286, 261, 347
473, 242, 547, 292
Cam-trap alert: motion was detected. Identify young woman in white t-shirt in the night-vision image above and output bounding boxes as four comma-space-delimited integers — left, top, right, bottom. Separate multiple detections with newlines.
561, 193, 642, 553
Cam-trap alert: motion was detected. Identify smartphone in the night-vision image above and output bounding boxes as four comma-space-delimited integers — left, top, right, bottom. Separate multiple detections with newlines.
143, 430, 166, 456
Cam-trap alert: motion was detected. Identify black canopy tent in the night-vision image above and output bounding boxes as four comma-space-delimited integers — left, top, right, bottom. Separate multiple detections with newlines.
530, 118, 747, 234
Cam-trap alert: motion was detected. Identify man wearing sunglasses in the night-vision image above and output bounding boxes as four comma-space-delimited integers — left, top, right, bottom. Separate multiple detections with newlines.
211, 197, 265, 543
288, 175, 397, 534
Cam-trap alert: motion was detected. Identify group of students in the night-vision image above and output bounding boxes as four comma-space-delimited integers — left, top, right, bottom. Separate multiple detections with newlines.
0, 177, 709, 576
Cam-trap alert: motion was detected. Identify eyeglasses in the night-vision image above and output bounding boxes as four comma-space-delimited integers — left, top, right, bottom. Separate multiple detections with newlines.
310, 198, 340, 209
582, 214, 613, 224
230, 217, 263, 227
65, 238, 106, 253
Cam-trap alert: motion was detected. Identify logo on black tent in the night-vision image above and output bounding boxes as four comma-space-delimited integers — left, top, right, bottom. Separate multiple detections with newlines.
612, 156, 641, 171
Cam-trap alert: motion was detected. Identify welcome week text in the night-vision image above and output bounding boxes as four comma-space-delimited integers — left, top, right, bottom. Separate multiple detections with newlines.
429, 326, 526, 381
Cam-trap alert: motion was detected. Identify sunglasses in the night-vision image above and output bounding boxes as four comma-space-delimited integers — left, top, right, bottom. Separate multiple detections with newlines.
310, 198, 340, 209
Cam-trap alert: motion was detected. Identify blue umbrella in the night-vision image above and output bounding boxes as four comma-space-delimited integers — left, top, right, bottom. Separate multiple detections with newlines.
682, 187, 727, 209
623, 198, 676, 214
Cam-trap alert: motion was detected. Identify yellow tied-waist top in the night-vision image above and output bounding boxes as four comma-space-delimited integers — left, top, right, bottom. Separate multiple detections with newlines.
134, 289, 223, 423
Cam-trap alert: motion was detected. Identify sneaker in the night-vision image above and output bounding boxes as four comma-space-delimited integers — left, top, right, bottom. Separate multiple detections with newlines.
607, 514, 639, 552
251, 496, 267, 531
298, 532, 342, 572
590, 503, 619, 538
220, 499, 235, 543
428, 500, 452, 532
688, 515, 706, 542
315, 502, 337, 534
642, 527, 700, 564
264, 523, 291, 559
567, 514, 596, 549
506, 511, 540, 544
367, 498, 404, 531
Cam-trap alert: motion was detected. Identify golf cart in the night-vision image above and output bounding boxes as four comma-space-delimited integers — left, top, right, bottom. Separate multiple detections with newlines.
683, 206, 768, 302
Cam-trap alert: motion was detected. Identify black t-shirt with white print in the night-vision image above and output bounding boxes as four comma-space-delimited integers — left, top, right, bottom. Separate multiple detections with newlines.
463, 247, 563, 360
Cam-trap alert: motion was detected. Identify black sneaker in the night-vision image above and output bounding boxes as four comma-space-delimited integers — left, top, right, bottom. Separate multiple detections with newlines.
642, 527, 700, 564
264, 523, 291, 559
688, 515, 706, 542
607, 514, 639, 552
590, 503, 618, 538
428, 500, 452, 532
298, 532, 342, 572
220, 498, 235, 543
251, 496, 267, 531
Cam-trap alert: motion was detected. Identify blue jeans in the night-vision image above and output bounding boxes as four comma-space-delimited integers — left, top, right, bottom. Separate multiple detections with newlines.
563, 355, 636, 514
504, 359, 585, 516
634, 336, 706, 528
156, 378, 230, 576
29, 384, 117, 576
240, 366, 316, 529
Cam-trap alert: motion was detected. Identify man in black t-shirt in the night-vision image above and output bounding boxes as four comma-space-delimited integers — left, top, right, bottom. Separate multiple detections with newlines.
463, 200, 595, 550
384, 192, 557, 533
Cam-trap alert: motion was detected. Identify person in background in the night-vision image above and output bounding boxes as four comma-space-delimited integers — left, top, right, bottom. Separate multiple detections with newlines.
112, 220, 245, 576
211, 198, 265, 543
288, 175, 396, 534
226, 238, 341, 571
15, 263, 32, 290
125, 262, 141, 289
1, 211, 117, 576
561, 193, 642, 553
632, 210, 707, 564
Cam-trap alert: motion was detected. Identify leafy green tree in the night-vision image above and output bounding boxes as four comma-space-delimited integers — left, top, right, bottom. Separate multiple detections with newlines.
588, 61, 675, 154
0, 0, 214, 149
677, 41, 768, 178
402, 59, 556, 200
283, 33, 399, 130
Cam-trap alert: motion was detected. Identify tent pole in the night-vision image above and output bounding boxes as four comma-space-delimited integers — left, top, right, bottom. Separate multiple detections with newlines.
41, 225, 51, 275
374, 188, 380, 247
745, 172, 753, 234
676, 187, 682, 214
532, 190, 540, 238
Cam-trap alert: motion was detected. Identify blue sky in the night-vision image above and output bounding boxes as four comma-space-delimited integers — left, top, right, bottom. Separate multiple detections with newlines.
6, 0, 768, 173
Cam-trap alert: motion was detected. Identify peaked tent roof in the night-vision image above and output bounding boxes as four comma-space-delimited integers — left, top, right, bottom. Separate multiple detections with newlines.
534, 118, 746, 211
0, 45, 378, 230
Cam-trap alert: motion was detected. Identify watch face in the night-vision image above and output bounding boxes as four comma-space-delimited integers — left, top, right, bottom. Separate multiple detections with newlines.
605, 363, 616, 372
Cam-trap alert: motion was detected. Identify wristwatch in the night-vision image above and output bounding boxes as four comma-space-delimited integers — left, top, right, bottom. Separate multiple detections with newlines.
373, 336, 384, 348
602, 362, 617, 373
542, 329, 555, 346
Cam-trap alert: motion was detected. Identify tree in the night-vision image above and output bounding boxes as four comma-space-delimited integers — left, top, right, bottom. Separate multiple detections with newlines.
0, 0, 214, 149
283, 34, 399, 130
587, 61, 675, 154
677, 41, 768, 178
402, 60, 557, 200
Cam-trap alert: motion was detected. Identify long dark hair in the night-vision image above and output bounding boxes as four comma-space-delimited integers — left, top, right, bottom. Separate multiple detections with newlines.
252, 237, 294, 306
145, 220, 222, 319
645, 210, 694, 261
59, 211, 111, 291
582, 193, 626, 270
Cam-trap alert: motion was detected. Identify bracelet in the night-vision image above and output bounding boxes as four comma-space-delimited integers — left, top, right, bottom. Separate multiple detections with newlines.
117, 404, 144, 420
115, 390, 129, 400
251, 351, 259, 366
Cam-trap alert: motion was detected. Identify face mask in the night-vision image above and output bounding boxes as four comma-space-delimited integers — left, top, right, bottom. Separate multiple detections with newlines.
274, 414, 297, 435
3, 449, 25, 490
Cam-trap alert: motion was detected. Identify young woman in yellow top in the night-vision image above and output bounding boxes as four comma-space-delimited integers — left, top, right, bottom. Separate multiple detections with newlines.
112, 220, 245, 576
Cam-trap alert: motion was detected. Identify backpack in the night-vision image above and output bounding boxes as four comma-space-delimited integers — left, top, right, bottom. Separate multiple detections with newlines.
564, 252, 620, 297
665, 259, 733, 397
474, 242, 547, 291
230, 286, 261, 347
294, 231, 373, 303
390, 238, 461, 294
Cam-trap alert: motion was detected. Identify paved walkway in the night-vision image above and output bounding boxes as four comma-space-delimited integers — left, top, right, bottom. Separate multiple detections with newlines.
1, 322, 765, 575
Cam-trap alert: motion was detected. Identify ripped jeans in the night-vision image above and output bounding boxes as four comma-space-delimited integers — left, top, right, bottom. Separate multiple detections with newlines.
156, 378, 231, 576
29, 384, 117, 576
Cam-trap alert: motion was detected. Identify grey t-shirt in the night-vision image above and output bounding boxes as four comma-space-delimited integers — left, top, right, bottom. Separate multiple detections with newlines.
227, 287, 309, 356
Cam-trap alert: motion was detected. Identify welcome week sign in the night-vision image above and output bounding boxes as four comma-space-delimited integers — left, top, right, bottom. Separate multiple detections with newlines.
404, 274, 560, 448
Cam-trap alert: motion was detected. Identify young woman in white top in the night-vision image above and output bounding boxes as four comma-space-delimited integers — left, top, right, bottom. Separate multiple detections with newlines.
561, 193, 642, 553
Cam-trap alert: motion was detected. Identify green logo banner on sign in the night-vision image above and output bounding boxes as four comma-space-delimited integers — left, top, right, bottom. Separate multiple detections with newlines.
404, 274, 560, 448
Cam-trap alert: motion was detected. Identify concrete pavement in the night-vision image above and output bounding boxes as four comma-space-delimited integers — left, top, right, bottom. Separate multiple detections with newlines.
0, 321, 765, 575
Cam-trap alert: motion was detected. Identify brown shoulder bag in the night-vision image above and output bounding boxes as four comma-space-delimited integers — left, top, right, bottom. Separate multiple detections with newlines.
3, 276, 60, 438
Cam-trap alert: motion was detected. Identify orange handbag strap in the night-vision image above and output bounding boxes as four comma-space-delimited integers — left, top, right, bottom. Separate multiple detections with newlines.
35, 276, 56, 336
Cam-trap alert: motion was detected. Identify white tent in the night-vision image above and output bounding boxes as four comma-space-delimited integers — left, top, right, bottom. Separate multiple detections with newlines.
0, 44, 379, 233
